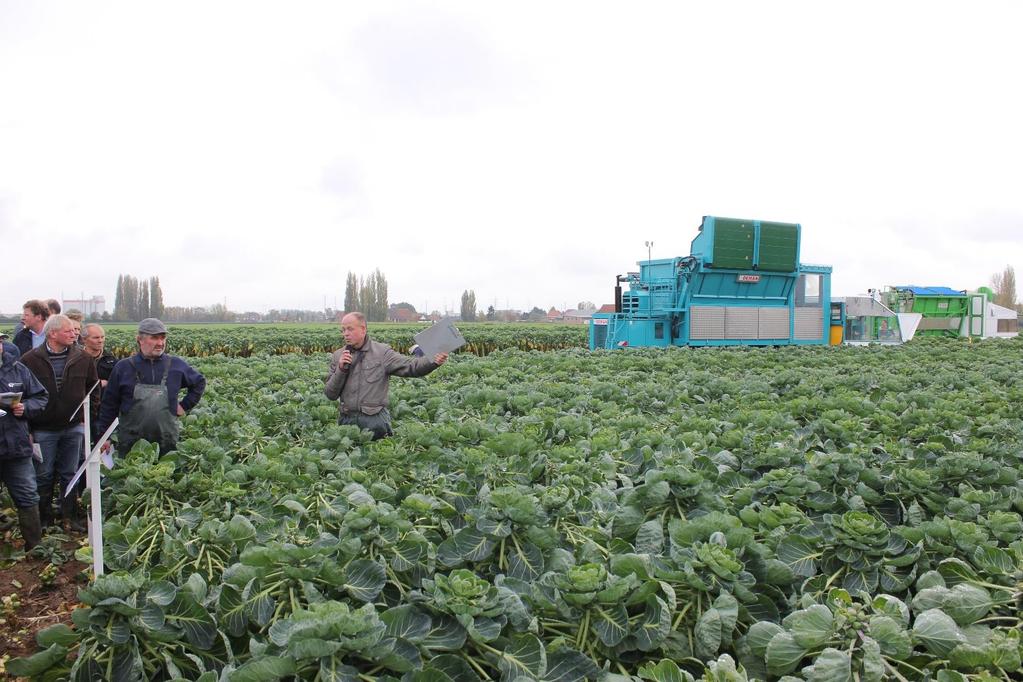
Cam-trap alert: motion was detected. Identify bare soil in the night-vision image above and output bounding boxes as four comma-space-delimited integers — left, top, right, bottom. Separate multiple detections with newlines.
0, 521, 88, 674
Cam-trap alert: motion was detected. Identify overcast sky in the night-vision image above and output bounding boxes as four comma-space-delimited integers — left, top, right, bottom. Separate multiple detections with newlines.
2, 1, 1020, 316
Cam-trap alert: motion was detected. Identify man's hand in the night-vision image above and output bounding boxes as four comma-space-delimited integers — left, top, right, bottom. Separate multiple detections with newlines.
100, 441, 112, 455
339, 349, 353, 369
12, 403, 25, 417
176, 405, 186, 416
434, 352, 449, 365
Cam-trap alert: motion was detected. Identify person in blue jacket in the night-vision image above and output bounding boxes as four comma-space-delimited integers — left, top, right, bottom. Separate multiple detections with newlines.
0, 341, 48, 549
95, 318, 206, 455
1, 334, 20, 360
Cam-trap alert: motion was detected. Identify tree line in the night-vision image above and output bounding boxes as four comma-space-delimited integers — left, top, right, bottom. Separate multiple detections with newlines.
343, 269, 388, 322
990, 265, 1018, 310
113, 274, 164, 321
101, 269, 604, 324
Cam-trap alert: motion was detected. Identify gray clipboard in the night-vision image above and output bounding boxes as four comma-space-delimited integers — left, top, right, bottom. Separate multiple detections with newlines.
413, 319, 466, 357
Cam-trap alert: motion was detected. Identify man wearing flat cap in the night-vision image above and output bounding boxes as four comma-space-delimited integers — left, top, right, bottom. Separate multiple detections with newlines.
96, 318, 206, 456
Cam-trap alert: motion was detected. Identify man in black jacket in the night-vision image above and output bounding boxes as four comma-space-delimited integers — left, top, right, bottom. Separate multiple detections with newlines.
0, 342, 48, 549
13, 299, 49, 356
20, 315, 98, 531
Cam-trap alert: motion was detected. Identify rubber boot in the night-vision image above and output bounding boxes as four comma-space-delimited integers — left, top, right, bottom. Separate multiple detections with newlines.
38, 483, 54, 527
61, 495, 86, 533
18, 507, 42, 550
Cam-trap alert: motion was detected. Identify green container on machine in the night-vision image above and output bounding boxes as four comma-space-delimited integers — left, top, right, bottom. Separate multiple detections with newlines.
886, 286, 967, 338
700, 217, 799, 272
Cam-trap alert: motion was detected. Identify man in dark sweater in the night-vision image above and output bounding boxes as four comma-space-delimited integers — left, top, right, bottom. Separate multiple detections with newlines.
20, 315, 99, 530
96, 318, 206, 456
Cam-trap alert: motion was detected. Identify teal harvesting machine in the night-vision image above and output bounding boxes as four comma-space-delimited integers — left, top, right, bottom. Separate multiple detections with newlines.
589, 216, 843, 349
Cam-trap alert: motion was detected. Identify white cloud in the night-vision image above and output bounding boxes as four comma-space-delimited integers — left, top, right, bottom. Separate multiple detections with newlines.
1, 1, 1021, 315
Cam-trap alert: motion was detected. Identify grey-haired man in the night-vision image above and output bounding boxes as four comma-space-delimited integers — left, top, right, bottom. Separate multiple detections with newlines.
20, 314, 98, 530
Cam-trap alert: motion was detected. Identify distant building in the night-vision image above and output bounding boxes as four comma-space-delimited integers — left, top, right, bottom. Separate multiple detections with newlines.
562, 309, 593, 324
495, 309, 521, 322
546, 307, 563, 321
63, 295, 106, 317
597, 304, 616, 314
388, 306, 420, 323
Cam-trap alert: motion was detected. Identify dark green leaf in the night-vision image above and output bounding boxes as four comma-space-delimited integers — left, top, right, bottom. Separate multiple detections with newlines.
633, 597, 671, 652
776, 536, 820, 577
382, 605, 433, 642
746, 621, 785, 658
424, 653, 483, 682
507, 541, 544, 582
496, 634, 546, 681
35, 623, 79, 648
437, 527, 497, 567
868, 616, 912, 660
343, 559, 387, 602
391, 536, 429, 572
765, 632, 808, 676
636, 519, 665, 555
421, 614, 467, 652
783, 604, 833, 649
593, 602, 630, 647
913, 609, 967, 657
5, 644, 68, 677
636, 659, 694, 682
228, 656, 297, 682
146, 581, 177, 607
695, 608, 722, 658
544, 649, 601, 682
800, 647, 851, 682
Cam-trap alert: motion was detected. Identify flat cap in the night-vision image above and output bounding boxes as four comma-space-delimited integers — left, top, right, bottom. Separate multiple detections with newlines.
138, 318, 168, 335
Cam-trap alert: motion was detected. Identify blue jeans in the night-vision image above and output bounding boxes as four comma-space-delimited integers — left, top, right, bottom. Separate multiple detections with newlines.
0, 456, 39, 508
33, 425, 85, 496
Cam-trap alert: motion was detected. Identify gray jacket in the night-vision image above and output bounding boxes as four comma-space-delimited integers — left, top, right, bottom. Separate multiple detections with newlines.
324, 338, 439, 415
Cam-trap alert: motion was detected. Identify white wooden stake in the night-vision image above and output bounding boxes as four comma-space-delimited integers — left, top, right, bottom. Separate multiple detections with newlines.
66, 383, 117, 577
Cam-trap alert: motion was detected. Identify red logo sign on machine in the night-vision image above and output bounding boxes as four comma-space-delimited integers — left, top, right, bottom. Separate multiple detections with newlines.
737, 274, 761, 283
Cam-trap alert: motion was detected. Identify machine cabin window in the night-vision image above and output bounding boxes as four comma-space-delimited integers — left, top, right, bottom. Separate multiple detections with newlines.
796, 274, 822, 307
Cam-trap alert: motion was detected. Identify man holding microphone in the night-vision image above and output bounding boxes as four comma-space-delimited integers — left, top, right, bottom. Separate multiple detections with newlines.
324, 312, 447, 440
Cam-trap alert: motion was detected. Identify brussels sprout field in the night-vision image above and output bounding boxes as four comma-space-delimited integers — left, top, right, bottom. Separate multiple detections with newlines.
96, 323, 587, 358
9, 336, 1023, 681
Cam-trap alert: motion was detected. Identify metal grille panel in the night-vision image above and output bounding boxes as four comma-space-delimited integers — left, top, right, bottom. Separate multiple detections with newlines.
918, 317, 962, 331
758, 307, 790, 338
690, 306, 725, 339
794, 308, 824, 340
725, 307, 758, 339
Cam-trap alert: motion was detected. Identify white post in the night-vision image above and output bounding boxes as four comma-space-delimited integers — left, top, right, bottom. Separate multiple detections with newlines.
66, 382, 115, 577
82, 395, 93, 550
88, 455, 103, 576
81, 396, 105, 576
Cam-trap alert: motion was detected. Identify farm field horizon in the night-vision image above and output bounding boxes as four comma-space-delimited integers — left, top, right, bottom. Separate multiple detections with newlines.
2, 322, 590, 358
3, 334, 1023, 680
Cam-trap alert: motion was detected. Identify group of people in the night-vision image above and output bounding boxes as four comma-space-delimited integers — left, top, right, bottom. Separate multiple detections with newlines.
2, 306, 447, 551
1, 300, 206, 550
